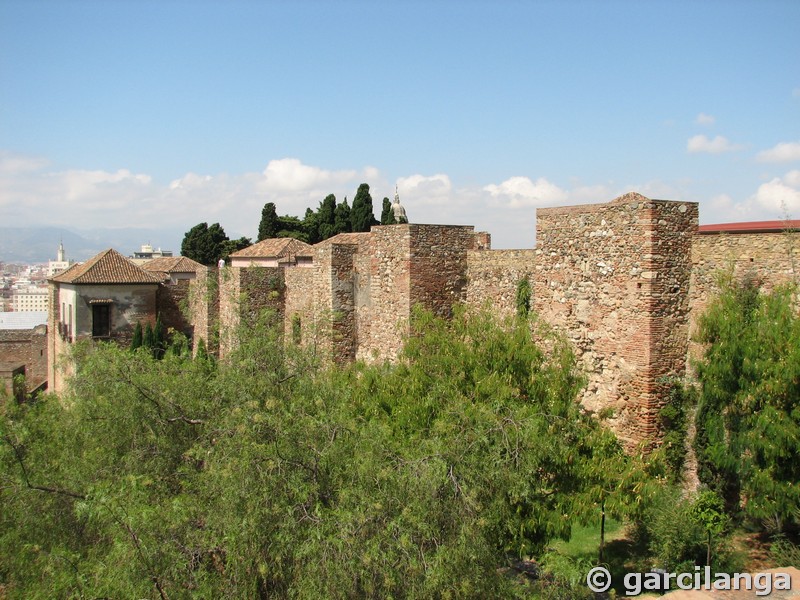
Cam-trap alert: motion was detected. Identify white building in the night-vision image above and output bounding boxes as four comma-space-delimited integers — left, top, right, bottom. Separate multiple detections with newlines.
11, 287, 49, 312
130, 244, 173, 265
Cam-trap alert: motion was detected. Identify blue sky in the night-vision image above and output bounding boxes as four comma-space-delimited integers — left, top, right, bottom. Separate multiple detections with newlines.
1, 0, 799, 251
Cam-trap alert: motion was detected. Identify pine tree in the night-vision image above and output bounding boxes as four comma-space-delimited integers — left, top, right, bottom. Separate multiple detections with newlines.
181, 222, 229, 265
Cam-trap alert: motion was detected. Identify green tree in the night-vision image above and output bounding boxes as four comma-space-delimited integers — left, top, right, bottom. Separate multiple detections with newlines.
515, 276, 531, 317
302, 208, 320, 244
317, 194, 337, 240
152, 314, 166, 359
131, 321, 143, 351
257, 202, 280, 241
143, 321, 155, 351
690, 490, 728, 566
333, 198, 351, 234
1, 307, 619, 598
693, 276, 800, 532
221, 236, 252, 261
380, 197, 396, 225
275, 215, 308, 241
181, 222, 229, 265
350, 183, 378, 232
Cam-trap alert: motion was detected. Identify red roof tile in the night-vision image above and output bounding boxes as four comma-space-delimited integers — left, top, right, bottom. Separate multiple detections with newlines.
230, 237, 312, 258
698, 220, 800, 234
142, 256, 203, 274
50, 249, 163, 284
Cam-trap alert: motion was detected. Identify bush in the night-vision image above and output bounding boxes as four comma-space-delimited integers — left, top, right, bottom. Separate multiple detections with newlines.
632, 486, 741, 573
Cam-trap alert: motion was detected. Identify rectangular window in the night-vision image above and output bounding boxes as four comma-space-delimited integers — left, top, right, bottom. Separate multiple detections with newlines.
92, 304, 111, 337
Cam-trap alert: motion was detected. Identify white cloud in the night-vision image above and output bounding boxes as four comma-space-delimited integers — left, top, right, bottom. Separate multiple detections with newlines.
695, 113, 715, 126
709, 194, 734, 210
260, 158, 357, 193
784, 170, 800, 188
169, 173, 213, 190
687, 134, 743, 154
756, 141, 800, 163
749, 171, 800, 215
0, 153, 391, 240
396, 173, 452, 206
483, 176, 568, 208
0, 151, 49, 174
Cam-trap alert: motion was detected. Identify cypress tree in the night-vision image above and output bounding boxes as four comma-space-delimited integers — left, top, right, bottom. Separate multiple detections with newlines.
350, 183, 378, 232
258, 202, 280, 241
380, 197, 396, 225
333, 198, 352, 234
131, 322, 143, 350
143, 322, 155, 352
153, 315, 166, 359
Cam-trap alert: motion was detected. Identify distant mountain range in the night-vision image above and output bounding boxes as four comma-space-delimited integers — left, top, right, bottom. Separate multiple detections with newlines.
0, 226, 185, 264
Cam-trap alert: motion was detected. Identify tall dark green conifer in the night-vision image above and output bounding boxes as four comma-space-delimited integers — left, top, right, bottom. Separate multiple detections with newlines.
350, 183, 378, 232
333, 198, 352, 234
380, 197, 396, 225
258, 202, 280, 241
131, 322, 143, 350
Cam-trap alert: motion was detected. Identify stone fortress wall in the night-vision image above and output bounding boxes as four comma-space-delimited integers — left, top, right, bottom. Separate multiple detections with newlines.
211, 191, 796, 448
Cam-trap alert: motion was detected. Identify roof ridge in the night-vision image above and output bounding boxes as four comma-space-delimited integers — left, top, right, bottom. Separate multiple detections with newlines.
52, 248, 163, 284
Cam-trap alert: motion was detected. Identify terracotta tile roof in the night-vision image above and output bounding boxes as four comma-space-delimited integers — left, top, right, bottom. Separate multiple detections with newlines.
699, 220, 800, 234
50, 248, 163, 284
317, 232, 369, 246
230, 237, 313, 258
142, 256, 203, 274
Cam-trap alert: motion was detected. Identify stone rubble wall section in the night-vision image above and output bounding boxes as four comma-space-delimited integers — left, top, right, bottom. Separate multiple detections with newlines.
157, 280, 192, 341
187, 266, 219, 356
357, 226, 412, 362
687, 230, 799, 367
532, 193, 697, 447
218, 265, 286, 358
0, 326, 47, 391
465, 249, 537, 317
409, 225, 476, 319
283, 262, 318, 349
330, 244, 357, 363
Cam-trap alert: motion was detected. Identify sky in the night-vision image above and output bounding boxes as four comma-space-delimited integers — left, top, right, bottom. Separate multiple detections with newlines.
1, 0, 799, 252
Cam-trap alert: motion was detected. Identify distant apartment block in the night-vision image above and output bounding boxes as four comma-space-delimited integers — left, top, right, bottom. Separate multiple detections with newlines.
130, 244, 173, 265
11, 287, 49, 312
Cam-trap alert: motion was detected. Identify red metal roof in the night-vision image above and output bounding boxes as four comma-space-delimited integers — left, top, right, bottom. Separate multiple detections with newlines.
698, 220, 800, 234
